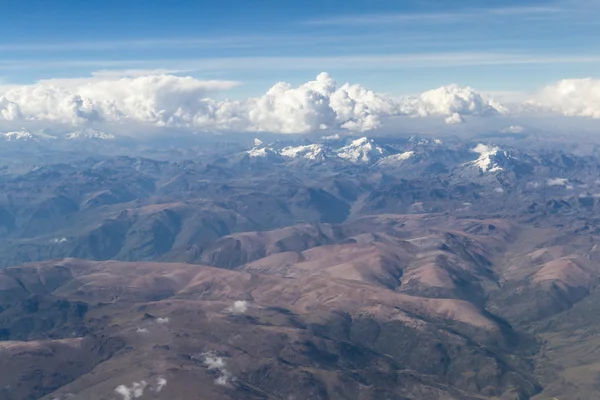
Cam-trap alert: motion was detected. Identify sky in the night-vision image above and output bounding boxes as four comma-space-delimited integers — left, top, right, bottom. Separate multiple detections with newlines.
1, 0, 599, 96
0, 0, 599, 135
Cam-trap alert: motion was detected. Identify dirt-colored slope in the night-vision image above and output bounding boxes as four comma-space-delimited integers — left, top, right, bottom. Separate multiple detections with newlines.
0, 258, 538, 400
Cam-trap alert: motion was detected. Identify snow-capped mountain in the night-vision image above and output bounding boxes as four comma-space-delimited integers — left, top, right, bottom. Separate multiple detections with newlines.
377, 151, 415, 166
0, 130, 56, 142
1, 130, 38, 142
336, 137, 392, 163
67, 128, 116, 140
459, 144, 537, 180
468, 144, 509, 173
246, 147, 281, 158
280, 144, 327, 161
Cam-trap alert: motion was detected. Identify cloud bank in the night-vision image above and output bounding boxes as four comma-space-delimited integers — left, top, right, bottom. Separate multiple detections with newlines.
531, 78, 600, 119
1, 73, 600, 134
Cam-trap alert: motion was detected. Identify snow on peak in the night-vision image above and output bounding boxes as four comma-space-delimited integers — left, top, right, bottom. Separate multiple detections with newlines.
336, 137, 388, 163
1, 130, 36, 141
67, 128, 116, 140
378, 151, 415, 166
246, 147, 269, 157
245, 146, 283, 159
280, 144, 326, 161
470, 144, 506, 173
0, 130, 56, 142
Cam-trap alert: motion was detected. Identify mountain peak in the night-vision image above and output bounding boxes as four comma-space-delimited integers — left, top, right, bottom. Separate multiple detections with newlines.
336, 136, 389, 163
67, 128, 116, 140
470, 144, 507, 173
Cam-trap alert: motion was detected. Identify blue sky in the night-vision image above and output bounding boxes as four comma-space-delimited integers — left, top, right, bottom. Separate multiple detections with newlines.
1, 0, 599, 98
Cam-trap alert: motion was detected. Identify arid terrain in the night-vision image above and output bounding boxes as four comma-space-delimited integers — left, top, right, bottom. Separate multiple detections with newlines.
1, 132, 600, 399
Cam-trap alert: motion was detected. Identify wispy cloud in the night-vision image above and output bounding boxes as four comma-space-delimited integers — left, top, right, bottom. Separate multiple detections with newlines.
0, 33, 419, 53
2, 52, 600, 73
303, 5, 563, 26
91, 69, 192, 78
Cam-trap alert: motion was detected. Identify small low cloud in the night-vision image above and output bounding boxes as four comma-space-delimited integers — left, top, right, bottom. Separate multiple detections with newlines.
500, 125, 525, 133
154, 378, 167, 393
227, 300, 248, 315
115, 377, 166, 399
548, 178, 569, 186
203, 352, 234, 386
494, 187, 505, 193
115, 381, 147, 400
136, 328, 149, 334
156, 317, 170, 324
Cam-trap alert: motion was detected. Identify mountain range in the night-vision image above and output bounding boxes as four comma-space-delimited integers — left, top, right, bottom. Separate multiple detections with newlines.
1, 129, 600, 399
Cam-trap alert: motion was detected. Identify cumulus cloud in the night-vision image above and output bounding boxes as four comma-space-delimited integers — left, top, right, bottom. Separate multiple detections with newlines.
0, 72, 514, 133
115, 381, 147, 400
203, 352, 234, 386
136, 327, 149, 334
532, 78, 600, 118
0, 98, 21, 121
444, 112, 465, 125
227, 300, 248, 315
403, 84, 506, 118
7, 72, 600, 134
156, 317, 170, 324
0, 74, 239, 126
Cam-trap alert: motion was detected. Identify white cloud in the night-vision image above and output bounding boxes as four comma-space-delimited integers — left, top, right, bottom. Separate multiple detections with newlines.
501, 125, 525, 133
115, 381, 147, 400
4, 72, 600, 134
202, 352, 234, 386
0, 98, 21, 121
531, 78, 600, 118
227, 300, 249, 315
156, 317, 170, 324
0, 74, 239, 126
548, 178, 569, 186
115, 378, 166, 399
154, 378, 167, 393
445, 112, 465, 125
0, 72, 511, 133
404, 84, 506, 119
136, 328, 149, 334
